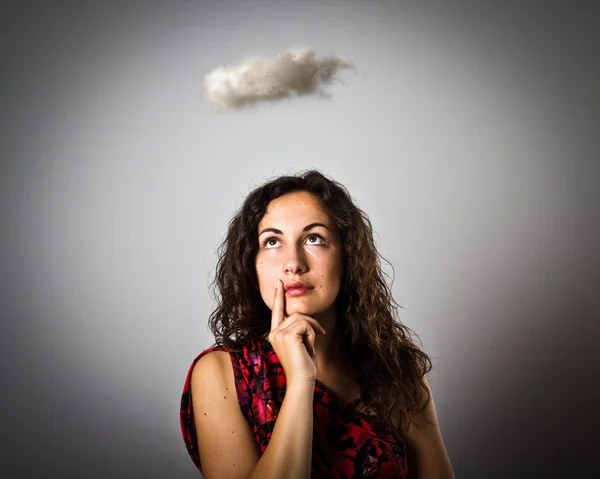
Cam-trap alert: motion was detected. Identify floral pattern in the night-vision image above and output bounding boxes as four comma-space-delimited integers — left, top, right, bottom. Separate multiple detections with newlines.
180, 337, 407, 478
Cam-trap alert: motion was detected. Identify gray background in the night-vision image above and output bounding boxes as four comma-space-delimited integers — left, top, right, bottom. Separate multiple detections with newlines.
1, 1, 599, 478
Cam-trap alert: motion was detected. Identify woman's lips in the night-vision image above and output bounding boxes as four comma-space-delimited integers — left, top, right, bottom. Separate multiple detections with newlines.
285, 287, 312, 297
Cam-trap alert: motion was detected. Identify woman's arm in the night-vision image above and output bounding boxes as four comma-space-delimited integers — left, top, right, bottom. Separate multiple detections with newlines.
404, 379, 455, 479
247, 382, 315, 479
192, 351, 315, 479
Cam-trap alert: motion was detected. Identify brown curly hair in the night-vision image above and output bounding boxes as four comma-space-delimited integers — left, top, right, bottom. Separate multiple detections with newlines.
207, 169, 432, 438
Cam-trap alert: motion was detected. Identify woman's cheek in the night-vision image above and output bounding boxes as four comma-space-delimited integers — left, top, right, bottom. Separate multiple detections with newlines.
256, 258, 277, 303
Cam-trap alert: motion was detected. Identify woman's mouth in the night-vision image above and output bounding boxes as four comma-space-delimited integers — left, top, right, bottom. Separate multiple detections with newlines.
285, 287, 312, 297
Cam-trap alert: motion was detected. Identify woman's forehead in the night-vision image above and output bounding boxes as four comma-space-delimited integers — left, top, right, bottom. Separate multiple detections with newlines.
259, 192, 332, 227
265, 192, 325, 213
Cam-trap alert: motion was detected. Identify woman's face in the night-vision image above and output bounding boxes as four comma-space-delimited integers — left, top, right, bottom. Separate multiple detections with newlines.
255, 191, 343, 318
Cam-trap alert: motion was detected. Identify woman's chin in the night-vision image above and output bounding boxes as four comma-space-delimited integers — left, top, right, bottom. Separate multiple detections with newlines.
285, 306, 315, 317
285, 302, 332, 318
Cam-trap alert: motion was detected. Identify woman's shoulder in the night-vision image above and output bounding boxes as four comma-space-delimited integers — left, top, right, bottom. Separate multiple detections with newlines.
180, 335, 284, 431
180, 336, 271, 426
183, 336, 275, 388
180, 339, 267, 472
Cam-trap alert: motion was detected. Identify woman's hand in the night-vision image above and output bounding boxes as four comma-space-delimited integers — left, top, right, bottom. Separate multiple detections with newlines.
267, 279, 327, 386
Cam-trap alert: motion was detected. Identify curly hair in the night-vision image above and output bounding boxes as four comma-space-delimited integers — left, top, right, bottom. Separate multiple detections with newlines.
207, 169, 432, 438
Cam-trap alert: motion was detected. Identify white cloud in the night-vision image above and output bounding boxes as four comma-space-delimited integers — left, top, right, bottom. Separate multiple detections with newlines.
203, 48, 353, 110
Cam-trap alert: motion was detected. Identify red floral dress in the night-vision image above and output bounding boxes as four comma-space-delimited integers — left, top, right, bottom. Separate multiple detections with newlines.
180, 337, 408, 478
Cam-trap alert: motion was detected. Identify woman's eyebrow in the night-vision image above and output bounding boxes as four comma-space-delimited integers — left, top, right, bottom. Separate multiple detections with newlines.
258, 222, 330, 237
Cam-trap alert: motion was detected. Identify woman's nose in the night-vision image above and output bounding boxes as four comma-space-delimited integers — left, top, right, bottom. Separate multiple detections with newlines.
283, 247, 307, 274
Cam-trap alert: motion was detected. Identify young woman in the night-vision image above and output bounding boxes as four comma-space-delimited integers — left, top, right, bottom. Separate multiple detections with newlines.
180, 170, 454, 478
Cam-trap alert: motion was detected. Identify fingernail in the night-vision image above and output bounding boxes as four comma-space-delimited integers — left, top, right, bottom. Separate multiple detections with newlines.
275, 279, 280, 289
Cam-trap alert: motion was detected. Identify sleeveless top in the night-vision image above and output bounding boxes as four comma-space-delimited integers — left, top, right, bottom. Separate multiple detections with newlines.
180, 336, 408, 478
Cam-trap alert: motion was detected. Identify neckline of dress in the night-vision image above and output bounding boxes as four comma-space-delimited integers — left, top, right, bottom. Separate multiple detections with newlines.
261, 338, 361, 404
258, 337, 361, 407
252, 337, 401, 437
314, 378, 362, 408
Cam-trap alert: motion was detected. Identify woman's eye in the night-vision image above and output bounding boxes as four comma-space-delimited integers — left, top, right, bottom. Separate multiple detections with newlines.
263, 234, 325, 248
306, 234, 324, 245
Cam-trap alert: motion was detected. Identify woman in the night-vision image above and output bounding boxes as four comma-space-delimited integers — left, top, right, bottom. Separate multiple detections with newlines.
180, 170, 454, 478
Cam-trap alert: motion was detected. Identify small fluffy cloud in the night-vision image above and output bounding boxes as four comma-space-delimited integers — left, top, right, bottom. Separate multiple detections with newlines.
203, 48, 353, 110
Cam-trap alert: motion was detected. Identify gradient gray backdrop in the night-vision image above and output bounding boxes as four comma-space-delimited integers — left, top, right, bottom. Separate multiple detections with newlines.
1, 1, 599, 478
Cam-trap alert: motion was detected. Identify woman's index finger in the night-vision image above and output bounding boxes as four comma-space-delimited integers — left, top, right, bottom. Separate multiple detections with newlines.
271, 279, 285, 331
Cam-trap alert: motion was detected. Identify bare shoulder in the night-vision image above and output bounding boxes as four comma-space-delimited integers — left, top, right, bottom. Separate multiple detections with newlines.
190, 351, 260, 478
404, 378, 455, 479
